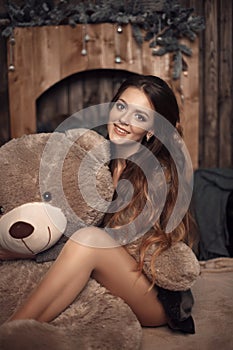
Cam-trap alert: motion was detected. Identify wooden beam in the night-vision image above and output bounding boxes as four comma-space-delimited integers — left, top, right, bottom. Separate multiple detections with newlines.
202, 0, 219, 167
218, 0, 233, 167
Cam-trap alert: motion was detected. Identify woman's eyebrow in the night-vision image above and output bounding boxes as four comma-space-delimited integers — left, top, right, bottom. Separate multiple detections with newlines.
117, 98, 127, 104
134, 108, 150, 117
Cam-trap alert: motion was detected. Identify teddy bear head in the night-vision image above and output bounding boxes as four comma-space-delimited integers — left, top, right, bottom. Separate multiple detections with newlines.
0, 129, 114, 255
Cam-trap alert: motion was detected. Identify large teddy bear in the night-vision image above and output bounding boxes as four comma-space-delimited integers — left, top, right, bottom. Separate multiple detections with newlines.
0, 129, 114, 257
0, 129, 200, 349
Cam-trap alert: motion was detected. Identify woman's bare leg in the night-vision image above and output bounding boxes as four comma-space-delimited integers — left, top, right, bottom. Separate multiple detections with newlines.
8, 227, 167, 327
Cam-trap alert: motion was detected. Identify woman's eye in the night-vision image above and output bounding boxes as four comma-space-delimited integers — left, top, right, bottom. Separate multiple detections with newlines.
135, 113, 147, 122
116, 101, 125, 111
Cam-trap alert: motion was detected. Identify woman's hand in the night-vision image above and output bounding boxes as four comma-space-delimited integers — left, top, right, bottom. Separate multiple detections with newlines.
0, 247, 35, 260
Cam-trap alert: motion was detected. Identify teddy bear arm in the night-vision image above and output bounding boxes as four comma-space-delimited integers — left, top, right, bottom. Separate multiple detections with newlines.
143, 242, 200, 291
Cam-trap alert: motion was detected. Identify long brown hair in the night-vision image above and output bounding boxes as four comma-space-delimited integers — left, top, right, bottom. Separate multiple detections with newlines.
103, 74, 194, 287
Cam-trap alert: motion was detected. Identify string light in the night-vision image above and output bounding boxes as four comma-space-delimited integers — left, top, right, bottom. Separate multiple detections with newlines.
8, 34, 15, 72
81, 24, 89, 56
115, 24, 122, 64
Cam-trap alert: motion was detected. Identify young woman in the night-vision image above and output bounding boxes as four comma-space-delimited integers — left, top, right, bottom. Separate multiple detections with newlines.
6, 74, 195, 328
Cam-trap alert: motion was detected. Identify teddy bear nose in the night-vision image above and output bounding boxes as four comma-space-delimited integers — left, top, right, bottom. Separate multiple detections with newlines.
9, 221, 34, 239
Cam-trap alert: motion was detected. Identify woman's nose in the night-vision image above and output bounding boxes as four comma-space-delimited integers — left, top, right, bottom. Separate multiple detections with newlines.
119, 112, 131, 125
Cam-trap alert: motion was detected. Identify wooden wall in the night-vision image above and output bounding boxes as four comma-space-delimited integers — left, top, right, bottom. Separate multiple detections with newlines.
5, 23, 199, 167
0, 0, 232, 168
180, 0, 233, 168
0, 1, 9, 146
6, 24, 172, 137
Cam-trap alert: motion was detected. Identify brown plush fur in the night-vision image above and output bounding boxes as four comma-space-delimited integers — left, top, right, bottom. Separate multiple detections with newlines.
0, 260, 142, 350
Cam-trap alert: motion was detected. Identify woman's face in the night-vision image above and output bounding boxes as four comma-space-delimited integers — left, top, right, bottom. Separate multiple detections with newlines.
108, 87, 155, 144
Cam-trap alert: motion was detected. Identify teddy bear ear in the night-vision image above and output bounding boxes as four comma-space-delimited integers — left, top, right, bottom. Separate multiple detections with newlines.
0, 133, 52, 209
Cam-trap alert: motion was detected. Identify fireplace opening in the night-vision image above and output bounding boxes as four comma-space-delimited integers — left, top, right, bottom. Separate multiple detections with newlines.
36, 69, 137, 134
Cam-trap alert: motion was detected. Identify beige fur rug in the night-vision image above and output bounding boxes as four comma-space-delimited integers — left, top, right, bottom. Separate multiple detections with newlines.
0, 260, 142, 350
142, 257, 233, 350
2, 258, 232, 350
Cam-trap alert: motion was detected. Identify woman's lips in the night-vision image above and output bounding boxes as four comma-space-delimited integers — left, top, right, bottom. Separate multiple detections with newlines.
113, 124, 130, 136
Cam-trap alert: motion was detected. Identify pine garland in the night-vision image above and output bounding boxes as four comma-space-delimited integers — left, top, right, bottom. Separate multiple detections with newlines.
2, 0, 205, 79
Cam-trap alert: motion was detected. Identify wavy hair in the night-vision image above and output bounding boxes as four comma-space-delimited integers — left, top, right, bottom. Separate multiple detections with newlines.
102, 74, 195, 287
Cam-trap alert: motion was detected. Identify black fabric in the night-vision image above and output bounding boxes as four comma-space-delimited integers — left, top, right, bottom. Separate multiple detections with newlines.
192, 168, 233, 260
157, 286, 195, 334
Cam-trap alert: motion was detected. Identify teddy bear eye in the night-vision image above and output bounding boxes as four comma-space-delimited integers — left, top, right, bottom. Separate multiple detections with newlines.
0, 206, 4, 215
43, 192, 52, 202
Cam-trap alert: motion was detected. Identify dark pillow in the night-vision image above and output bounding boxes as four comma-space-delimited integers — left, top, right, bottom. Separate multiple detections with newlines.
157, 286, 195, 334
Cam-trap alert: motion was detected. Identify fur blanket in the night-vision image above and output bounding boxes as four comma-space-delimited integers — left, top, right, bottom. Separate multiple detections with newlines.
0, 260, 142, 350
142, 257, 233, 350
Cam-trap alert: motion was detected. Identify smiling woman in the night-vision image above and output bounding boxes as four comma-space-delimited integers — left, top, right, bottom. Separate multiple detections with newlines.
7, 74, 197, 332
103, 74, 188, 241
108, 87, 155, 145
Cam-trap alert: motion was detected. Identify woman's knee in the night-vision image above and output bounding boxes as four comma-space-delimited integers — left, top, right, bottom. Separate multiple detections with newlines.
69, 226, 119, 248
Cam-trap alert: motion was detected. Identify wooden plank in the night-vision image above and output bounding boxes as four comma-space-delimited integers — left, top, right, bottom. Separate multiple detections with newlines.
68, 75, 84, 115
32, 26, 61, 99
125, 25, 143, 74
0, 29, 10, 145
59, 24, 88, 78
37, 88, 58, 132
82, 74, 99, 107
87, 24, 107, 69
8, 27, 36, 137
54, 81, 69, 129
37, 82, 69, 132
99, 74, 114, 103
188, 0, 205, 168
178, 40, 199, 169
36, 91, 56, 132
142, 37, 170, 79
100, 23, 115, 69
218, 0, 233, 167
115, 24, 136, 71
179, 0, 206, 169
203, 0, 219, 167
